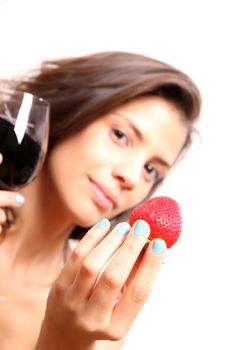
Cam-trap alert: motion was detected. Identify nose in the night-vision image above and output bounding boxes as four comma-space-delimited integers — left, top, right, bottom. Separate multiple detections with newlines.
112, 158, 142, 190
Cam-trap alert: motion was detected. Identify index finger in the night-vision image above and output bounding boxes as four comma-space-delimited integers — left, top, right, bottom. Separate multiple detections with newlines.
0, 190, 25, 207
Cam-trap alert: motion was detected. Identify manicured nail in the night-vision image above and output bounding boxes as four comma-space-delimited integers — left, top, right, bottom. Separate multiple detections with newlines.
97, 218, 109, 228
134, 220, 148, 236
117, 222, 131, 235
16, 194, 24, 206
152, 239, 166, 255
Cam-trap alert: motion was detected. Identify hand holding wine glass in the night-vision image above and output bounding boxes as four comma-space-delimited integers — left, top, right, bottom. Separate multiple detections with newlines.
0, 90, 50, 230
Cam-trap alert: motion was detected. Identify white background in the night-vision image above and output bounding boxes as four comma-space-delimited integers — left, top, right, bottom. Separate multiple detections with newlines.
0, 0, 232, 349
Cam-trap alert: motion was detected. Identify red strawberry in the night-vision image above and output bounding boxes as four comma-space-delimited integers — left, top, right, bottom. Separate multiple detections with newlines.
128, 196, 182, 248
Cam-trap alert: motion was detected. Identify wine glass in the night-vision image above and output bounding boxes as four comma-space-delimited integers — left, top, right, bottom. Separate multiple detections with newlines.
0, 89, 50, 190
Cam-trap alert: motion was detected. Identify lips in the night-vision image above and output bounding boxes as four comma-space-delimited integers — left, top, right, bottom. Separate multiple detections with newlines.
88, 177, 117, 211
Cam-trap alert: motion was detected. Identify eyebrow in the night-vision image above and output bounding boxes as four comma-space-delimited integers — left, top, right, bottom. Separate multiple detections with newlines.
112, 111, 171, 168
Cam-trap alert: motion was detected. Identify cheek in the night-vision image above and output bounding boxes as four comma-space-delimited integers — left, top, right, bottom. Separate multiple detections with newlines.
46, 141, 85, 204
119, 184, 153, 215
45, 154, 69, 204
134, 187, 151, 205
48, 146, 76, 181
48, 134, 92, 175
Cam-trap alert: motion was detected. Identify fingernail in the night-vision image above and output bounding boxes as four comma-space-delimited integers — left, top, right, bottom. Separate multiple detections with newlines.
152, 239, 166, 255
97, 218, 109, 228
117, 222, 131, 235
134, 220, 148, 236
16, 194, 24, 206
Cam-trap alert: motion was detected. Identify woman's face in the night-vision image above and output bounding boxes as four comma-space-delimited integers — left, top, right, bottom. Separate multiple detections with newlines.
46, 96, 188, 227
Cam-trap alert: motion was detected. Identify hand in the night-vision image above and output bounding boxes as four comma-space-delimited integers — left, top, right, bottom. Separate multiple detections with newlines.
36, 219, 166, 349
0, 154, 25, 233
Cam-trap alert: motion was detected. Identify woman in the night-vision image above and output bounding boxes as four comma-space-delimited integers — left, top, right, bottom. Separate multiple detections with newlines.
0, 51, 201, 349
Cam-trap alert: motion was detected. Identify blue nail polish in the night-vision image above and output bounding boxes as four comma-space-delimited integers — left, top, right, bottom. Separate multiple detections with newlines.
16, 194, 24, 206
97, 218, 109, 228
134, 220, 148, 236
152, 239, 166, 255
117, 222, 131, 235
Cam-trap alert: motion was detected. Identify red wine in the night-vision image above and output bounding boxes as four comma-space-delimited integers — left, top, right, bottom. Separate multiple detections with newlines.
0, 118, 43, 189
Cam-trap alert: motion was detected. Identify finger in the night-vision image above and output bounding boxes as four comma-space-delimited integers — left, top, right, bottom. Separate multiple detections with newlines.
111, 238, 166, 334
56, 218, 111, 288
85, 220, 150, 315
0, 191, 25, 207
69, 222, 131, 303
0, 153, 3, 164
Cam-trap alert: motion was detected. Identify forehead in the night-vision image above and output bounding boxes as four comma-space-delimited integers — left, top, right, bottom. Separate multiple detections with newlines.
113, 95, 188, 164
115, 95, 185, 123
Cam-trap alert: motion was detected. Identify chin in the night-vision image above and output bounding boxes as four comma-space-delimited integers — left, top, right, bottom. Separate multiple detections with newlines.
64, 190, 117, 228
68, 205, 106, 228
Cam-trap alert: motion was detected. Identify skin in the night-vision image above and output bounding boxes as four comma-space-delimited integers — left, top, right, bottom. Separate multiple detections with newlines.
0, 96, 188, 350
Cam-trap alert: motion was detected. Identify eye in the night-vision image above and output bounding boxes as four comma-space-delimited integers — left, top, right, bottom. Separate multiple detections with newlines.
144, 163, 159, 182
111, 128, 129, 145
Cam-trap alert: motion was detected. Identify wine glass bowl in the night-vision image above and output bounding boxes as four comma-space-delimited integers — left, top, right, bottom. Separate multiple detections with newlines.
0, 90, 50, 190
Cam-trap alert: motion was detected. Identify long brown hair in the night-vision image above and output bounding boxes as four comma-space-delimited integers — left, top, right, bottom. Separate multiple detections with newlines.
4, 51, 201, 236
10, 51, 201, 147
